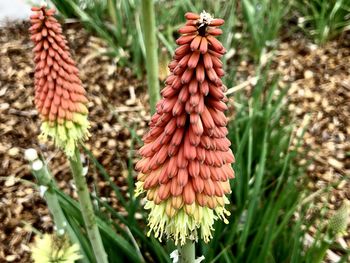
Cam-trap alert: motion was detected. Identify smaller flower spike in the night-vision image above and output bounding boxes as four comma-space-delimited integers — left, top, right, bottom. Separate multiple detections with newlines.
135, 11, 235, 245
29, 6, 89, 156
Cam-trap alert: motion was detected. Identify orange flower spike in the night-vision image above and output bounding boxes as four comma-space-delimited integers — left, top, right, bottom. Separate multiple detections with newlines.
29, 6, 90, 156
135, 11, 234, 245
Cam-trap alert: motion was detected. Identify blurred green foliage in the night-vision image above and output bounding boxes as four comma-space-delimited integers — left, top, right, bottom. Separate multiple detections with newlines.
294, 0, 350, 45
241, 0, 290, 62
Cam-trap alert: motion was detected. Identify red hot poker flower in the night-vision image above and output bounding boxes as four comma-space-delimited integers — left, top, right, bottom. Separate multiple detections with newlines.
29, 6, 89, 156
135, 11, 235, 245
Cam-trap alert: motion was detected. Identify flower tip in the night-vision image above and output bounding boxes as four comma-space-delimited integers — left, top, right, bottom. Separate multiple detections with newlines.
32, 159, 43, 171
40, 1, 48, 7
39, 185, 48, 198
170, 249, 179, 263
31, 7, 41, 11
185, 12, 200, 20
24, 148, 38, 162
57, 228, 65, 236
210, 18, 225, 26
199, 10, 213, 24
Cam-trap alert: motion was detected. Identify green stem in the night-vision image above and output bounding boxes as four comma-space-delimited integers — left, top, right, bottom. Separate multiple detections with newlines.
314, 238, 333, 263
69, 147, 108, 263
141, 0, 160, 114
178, 241, 195, 263
31, 160, 89, 263
107, 0, 118, 28
33, 164, 69, 233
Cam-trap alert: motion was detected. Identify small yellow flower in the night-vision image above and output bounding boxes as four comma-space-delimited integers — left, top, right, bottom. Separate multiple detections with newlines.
31, 234, 82, 263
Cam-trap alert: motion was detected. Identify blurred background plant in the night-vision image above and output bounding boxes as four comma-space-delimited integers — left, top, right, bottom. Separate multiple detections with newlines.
293, 0, 350, 45
241, 0, 290, 62
12, 0, 350, 262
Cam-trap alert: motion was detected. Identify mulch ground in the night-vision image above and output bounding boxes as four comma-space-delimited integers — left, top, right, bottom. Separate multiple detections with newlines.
275, 36, 350, 261
0, 22, 349, 262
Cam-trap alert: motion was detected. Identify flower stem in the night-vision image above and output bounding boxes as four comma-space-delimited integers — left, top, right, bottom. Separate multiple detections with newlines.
31, 159, 90, 262
33, 162, 69, 233
141, 0, 160, 114
69, 147, 108, 263
178, 241, 195, 263
107, 0, 118, 27
313, 235, 333, 263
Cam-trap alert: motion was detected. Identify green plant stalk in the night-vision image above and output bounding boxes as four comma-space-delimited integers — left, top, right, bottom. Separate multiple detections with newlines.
313, 237, 332, 263
69, 147, 108, 263
178, 241, 195, 263
31, 160, 89, 263
107, 0, 118, 27
141, 0, 160, 114
33, 163, 69, 233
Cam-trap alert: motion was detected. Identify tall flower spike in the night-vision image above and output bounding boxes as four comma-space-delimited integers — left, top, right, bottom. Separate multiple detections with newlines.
29, 6, 89, 156
135, 11, 235, 245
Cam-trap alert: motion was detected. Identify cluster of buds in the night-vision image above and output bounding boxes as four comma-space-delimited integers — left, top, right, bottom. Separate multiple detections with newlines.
136, 11, 235, 245
29, 6, 89, 156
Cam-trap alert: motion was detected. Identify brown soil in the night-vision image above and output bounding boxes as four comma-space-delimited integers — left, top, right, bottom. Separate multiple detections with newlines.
0, 22, 349, 262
